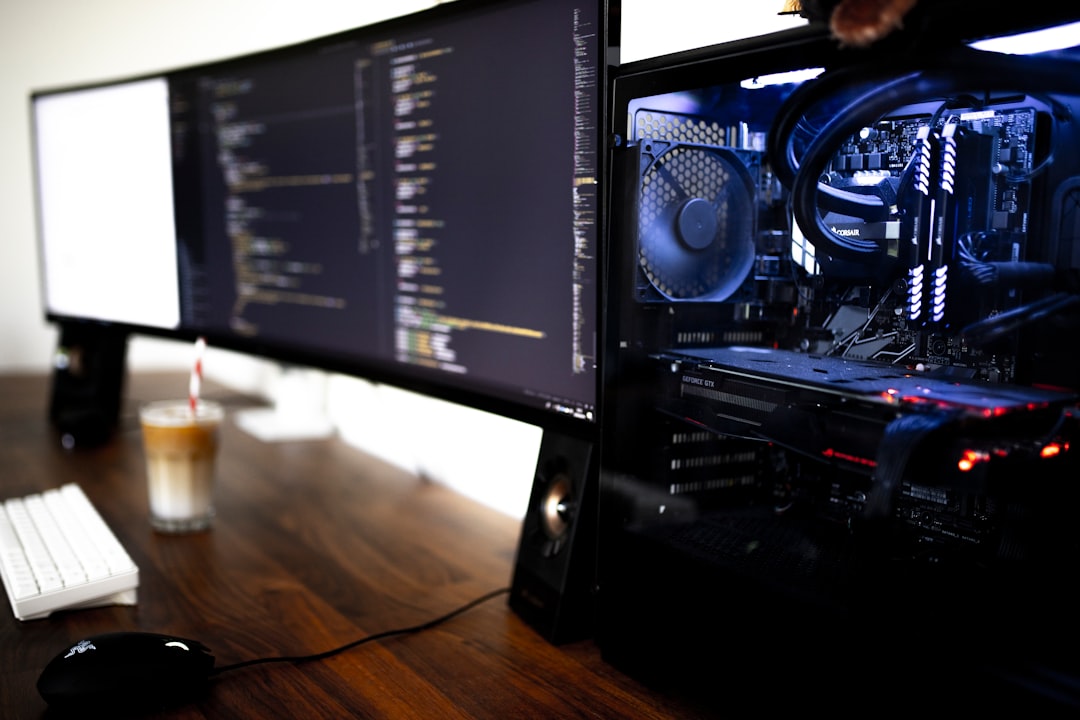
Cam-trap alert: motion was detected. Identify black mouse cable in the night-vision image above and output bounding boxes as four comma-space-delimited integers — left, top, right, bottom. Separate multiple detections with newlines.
209, 586, 511, 677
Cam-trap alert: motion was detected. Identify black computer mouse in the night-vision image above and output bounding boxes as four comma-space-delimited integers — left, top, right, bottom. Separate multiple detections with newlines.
37, 631, 216, 714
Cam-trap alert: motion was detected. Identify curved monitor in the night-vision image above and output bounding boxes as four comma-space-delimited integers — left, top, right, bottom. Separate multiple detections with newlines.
32, 0, 616, 437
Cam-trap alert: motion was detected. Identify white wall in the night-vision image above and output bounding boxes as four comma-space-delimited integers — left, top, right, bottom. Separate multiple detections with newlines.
0, 0, 440, 371
0, 1, 804, 517
619, 1, 804, 62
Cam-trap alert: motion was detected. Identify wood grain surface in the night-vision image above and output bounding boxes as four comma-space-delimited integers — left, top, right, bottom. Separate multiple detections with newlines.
0, 371, 716, 719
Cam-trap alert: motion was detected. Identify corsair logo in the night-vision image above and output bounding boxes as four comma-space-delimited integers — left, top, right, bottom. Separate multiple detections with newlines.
830, 226, 861, 237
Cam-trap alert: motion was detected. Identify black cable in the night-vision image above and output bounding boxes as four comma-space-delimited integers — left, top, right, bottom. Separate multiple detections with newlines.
955, 230, 999, 286
960, 293, 1080, 347
863, 410, 962, 521
210, 586, 511, 676
770, 45, 1080, 264
768, 56, 906, 191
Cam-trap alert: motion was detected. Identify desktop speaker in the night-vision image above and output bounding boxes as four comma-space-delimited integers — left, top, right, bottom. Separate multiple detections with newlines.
509, 431, 597, 644
48, 323, 129, 449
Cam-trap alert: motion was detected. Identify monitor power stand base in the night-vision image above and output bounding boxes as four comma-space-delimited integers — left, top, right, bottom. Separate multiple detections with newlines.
234, 365, 336, 442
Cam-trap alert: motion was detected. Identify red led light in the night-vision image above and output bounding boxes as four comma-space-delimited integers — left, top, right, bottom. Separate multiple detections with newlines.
1041, 443, 1063, 458
958, 449, 990, 472
822, 447, 877, 467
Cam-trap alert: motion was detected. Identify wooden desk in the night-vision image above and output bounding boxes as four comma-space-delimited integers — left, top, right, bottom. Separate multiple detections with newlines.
0, 372, 715, 718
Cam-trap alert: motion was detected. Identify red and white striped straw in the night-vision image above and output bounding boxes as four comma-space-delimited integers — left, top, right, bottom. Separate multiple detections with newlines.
189, 336, 206, 414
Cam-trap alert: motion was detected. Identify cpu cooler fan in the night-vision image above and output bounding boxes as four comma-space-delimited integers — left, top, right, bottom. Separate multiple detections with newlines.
636, 139, 757, 302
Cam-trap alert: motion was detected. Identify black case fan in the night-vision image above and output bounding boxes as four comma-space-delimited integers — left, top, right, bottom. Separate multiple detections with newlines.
635, 138, 757, 302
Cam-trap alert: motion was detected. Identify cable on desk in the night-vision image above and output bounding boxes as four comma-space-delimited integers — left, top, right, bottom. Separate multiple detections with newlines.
210, 586, 511, 676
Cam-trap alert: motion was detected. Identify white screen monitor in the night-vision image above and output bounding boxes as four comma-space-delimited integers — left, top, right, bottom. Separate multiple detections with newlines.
33, 76, 180, 329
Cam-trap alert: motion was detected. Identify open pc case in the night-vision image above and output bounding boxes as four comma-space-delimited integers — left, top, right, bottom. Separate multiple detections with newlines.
598, 3, 1080, 710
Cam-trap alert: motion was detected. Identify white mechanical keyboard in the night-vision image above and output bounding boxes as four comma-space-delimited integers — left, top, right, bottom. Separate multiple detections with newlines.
0, 483, 138, 621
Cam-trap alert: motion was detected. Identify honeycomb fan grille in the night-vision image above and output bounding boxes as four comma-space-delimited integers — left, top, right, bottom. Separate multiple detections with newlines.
638, 144, 755, 301
635, 110, 726, 146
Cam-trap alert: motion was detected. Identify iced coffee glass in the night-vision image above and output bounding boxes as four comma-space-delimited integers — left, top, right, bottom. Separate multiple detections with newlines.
139, 399, 224, 533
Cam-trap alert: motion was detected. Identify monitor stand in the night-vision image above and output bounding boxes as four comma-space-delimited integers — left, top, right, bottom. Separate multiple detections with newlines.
234, 365, 336, 442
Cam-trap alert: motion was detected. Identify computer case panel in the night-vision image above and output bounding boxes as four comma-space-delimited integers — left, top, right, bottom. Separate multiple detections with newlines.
599, 7, 1080, 710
